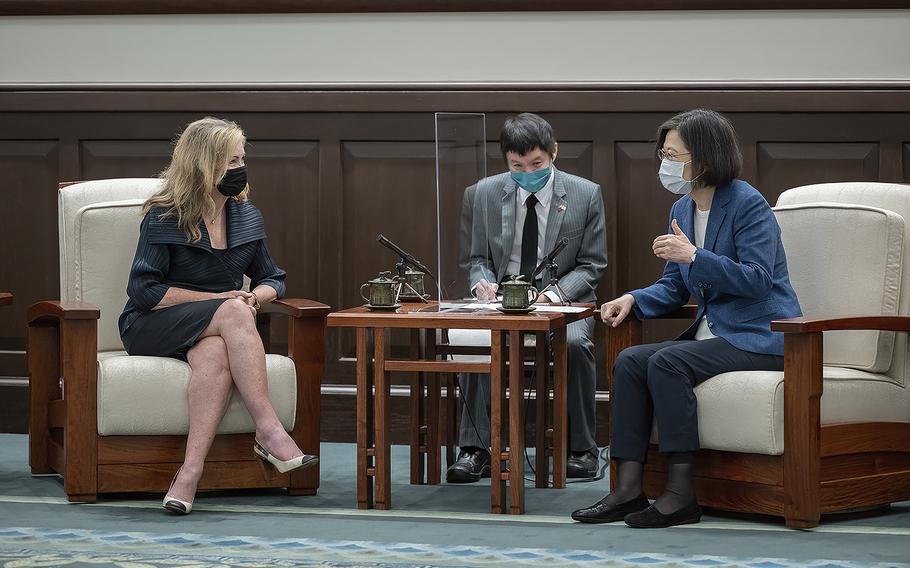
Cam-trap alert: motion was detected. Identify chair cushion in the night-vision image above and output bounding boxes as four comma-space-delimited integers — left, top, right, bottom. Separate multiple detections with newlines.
76, 200, 147, 352
776, 182, 910, 385
650, 367, 910, 455
774, 203, 904, 374
446, 329, 536, 363
96, 351, 297, 436
59, 179, 163, 301
777, 182, 910, 230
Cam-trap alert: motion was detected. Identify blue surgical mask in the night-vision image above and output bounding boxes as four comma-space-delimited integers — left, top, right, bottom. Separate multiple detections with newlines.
658, 158, 700, 195
511, 165, 552, 193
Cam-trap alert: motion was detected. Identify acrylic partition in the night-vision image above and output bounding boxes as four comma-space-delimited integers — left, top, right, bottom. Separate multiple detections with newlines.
434, 112, 488, 305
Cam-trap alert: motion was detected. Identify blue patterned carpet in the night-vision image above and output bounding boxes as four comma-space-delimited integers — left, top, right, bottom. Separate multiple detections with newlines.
1, 526, 907, 568
1, 435, 909, 567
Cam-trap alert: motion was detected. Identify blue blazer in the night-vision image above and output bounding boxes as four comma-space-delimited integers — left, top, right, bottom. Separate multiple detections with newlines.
629, 179, 801, 356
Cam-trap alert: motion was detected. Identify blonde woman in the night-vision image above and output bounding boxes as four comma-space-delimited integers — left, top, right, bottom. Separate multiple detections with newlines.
118, 117, 316, 515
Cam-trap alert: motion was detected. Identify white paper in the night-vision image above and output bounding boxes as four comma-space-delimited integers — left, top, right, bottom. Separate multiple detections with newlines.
532, 305, 590, 313
437, 302, 499, 311
436, 302, 589, 314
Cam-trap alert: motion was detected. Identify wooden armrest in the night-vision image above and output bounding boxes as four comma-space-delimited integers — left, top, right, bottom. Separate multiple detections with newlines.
772, 315, 910, 334
261, 298, 331, 319
27, 300, 100, 323
0, 292, 12, 306
615, 304, 698, 323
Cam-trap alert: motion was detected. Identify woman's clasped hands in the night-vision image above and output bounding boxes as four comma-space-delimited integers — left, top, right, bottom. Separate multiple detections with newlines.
217, 290, 257, 316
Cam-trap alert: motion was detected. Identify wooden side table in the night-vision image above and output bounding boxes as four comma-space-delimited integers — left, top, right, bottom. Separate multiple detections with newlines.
327, 301, 594, 514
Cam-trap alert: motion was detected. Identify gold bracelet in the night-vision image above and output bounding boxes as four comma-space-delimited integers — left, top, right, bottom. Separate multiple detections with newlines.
250, 291, 262, 310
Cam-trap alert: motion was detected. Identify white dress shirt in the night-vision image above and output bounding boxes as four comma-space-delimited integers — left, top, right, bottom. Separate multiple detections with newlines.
505, 169, 555, 278
505, 169, 562, 302
692, 207, 717, 340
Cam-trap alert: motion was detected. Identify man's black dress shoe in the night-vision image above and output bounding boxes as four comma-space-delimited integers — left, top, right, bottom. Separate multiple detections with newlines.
445, 448, 491, 483
566, 450, 598, 478
624, 502, 702, 528
571, 494, 650, 523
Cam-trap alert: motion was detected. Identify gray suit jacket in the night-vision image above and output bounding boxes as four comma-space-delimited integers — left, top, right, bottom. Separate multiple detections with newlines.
469, 168, 607, 302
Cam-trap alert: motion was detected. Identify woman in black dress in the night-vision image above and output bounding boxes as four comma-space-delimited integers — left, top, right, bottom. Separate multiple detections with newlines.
119, 117, 316, 515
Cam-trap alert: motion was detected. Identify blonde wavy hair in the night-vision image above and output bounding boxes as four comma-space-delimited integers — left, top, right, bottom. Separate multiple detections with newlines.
143, 117, 249, 243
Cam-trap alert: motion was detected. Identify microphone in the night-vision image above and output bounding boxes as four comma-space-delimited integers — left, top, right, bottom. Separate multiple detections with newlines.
530, 237, 569, 281
376, 234, 435, 280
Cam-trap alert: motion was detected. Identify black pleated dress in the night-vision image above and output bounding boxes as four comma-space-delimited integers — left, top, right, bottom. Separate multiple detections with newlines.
118, 200, 286, 361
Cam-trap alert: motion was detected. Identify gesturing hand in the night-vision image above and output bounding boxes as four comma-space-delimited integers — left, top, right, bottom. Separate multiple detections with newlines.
600, 294, 635, 327
653, 219, 697, 264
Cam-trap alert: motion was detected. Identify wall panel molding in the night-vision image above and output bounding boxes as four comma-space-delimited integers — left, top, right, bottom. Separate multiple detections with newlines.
2, 1, 908, 15
2, 84, 910, 113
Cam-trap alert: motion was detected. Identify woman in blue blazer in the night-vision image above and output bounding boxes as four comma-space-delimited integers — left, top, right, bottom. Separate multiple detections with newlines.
571, 109, 801, 528
119, 117, 317, 515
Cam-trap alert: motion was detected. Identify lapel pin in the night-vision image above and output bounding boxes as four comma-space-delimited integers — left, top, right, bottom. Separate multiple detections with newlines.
557, 204, 567, 213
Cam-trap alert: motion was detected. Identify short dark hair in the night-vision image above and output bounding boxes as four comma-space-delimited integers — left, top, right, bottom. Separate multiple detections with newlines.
655, 109, 742, 188
500, 113, 556, 157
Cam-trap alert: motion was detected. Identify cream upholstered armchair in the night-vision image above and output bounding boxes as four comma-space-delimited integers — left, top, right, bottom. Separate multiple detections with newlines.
607, 182, 910, 528
28, 179, 329, 503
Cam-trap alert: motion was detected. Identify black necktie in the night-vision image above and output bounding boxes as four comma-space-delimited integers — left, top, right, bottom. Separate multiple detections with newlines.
520, 194, 539, 281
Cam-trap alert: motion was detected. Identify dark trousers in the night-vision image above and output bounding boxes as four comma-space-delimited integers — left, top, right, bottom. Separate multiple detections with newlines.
610, 338, 784, 462
458, 317, 597, 454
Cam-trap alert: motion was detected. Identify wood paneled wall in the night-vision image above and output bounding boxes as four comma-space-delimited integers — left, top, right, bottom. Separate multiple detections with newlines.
1, 85, 909, 439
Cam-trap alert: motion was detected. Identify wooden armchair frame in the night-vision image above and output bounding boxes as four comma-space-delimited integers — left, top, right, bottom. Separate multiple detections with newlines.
606, 306, 910, 528
28, 297, 330, 503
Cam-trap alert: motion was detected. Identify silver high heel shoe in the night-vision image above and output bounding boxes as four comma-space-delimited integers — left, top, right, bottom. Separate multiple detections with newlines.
253, 440, 318, 474
162, 469, 193, 515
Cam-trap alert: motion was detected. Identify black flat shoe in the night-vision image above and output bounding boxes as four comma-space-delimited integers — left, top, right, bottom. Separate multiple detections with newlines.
624, 502, 702, 528
445, 448, 491, 483
567, 450, 598, 479
570, 494, 650, 523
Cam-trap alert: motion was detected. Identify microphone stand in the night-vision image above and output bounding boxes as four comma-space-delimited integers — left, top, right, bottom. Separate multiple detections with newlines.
537, 257, 571, 306
393, 258, 429, 304
532, 237, 571, 306
376, 234, 432, 304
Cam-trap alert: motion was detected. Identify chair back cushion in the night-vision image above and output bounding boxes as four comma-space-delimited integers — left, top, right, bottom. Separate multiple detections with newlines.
777, 183, 910, 381
59, 179, 163, 351
774, 202, 903, 375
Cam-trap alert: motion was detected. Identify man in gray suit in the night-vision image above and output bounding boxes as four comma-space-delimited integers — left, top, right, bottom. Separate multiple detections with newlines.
448, 113, 608, 482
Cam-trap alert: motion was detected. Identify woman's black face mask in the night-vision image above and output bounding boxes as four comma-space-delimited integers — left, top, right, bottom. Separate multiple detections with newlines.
217, 166, 247, 197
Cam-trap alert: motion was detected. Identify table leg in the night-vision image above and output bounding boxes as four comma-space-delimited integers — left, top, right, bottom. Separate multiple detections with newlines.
508, 330, 526, 514
535, 331, 549, 488
552, 326, 568, 489
426, 329, 442, 484
356, 328, 374, 509
490, 330, 507, 514
374, 327, 392, 509
409, 328, 425, 485
445, 372, 457, 469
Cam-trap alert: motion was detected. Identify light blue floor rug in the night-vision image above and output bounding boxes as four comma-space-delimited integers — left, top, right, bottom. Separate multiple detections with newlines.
1, 435, 908, 567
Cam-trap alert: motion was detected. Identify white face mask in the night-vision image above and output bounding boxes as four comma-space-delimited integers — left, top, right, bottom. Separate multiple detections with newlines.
658, 158, 699, 195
